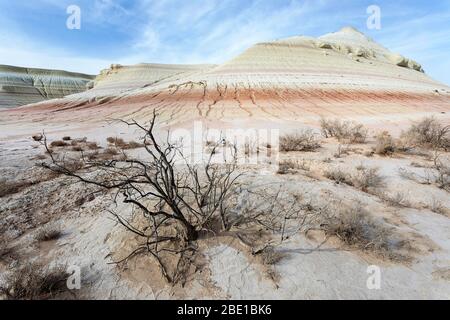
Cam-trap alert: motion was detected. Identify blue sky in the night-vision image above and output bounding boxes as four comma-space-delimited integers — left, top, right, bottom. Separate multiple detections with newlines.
0, 0, 449, 84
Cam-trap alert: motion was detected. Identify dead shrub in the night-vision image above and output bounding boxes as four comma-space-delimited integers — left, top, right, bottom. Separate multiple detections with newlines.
107, 137, 143, 150
259, 245, 286, 265
72, 146, 84, 152
324, 168, 353, 186
378, 191, 411, 208
86, 142, 100, 150
320, 118, 368, 144
36, 225, 63, 242
0, 180, 34, 198
50, 140, 68, 148
280, 130, 320, 152
427, 198, 448, 216
320, 202, 403, 259
325, 165, 385, 192
62, 136, 71, 141
374, 131, 396, 155
0, 263, 71, 300
277, 160, 299, 175
401, 117, 450, 150
352, 166, 385, 192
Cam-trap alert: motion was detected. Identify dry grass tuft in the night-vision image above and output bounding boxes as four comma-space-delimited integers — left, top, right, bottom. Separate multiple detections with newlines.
277, 160, 299, 175
50, 140, 68, 148
107, 137, 144, 150
0, 263, 71, 300
0, 179, 35, 198
36, 225, 63, 242
260, 246, 287, 265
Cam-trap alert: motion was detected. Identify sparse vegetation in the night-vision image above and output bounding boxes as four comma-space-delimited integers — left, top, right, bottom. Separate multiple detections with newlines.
324, 168, 353, 185
352, 165, 385, 192
50, 140, 68, 148
280, 130, 321, 152
277, 160, 299, 174
36, 225, 63, 242
325, 165, 385, 193
0, 263, 70, 300
319, 202, 406, 260
260, 245, 287, 265
107, 137, 144, 150
41, 114, 245, 284
0, 179, 35, 198
374, 131, 396, 155
401, 117, 450, 150
378, 191, 411, 208
320, 118, 368, 144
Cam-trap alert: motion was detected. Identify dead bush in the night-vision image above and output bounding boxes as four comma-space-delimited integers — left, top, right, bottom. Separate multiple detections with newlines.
107, 137, 144, 150
0, 179, 34, 198
320, 202, 402, 259
352, 166, 385, 192
86, 142, 100, 150
378, 191, 411, 208
325, 165, 385, 192
427, 198, 448, 216
374, 131, 396, 155
62, 136, 71, 141
324, 168, 353, 186
0, 263, 70, 300
277, 160, 299, 175
401, 117, 450, 150
36, 225, 63, 242
320, 118, 368, 144
280, 130, 321, 152
41, 113, 244, 284
50, 140, 68, 148
259, 245, 286, 265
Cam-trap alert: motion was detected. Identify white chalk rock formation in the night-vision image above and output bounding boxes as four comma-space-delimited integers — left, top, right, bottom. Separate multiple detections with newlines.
0, 65, 94, 109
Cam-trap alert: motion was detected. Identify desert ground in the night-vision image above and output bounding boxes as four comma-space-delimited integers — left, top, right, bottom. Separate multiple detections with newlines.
0, 27, 449, 300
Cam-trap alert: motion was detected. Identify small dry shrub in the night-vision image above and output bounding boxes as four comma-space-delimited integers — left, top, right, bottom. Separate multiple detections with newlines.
277, 160, 299, 175
280, 130, 321, 152
62, 136, 71, 141
260, 246, 286, 265
378, 191, 411, 208
0, 263, 70, 300
325, 165, 385, 192
107, 137, 144, 150
72, 146, 84, 152
36, 225, 63, 242
352, 166, 385, 192
86, 142, 100, 150
320, 118, 368, 144
320, 203, 404, 260
427, 198, 448, 216
401, 117, 450, 150
50, 140, 68, 148
0, 180, 34, 198
374, 131, 396, 155
324, 168, 353, 186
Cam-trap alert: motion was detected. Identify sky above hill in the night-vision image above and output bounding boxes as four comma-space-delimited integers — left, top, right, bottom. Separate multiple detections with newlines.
0, 0, 449, 84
